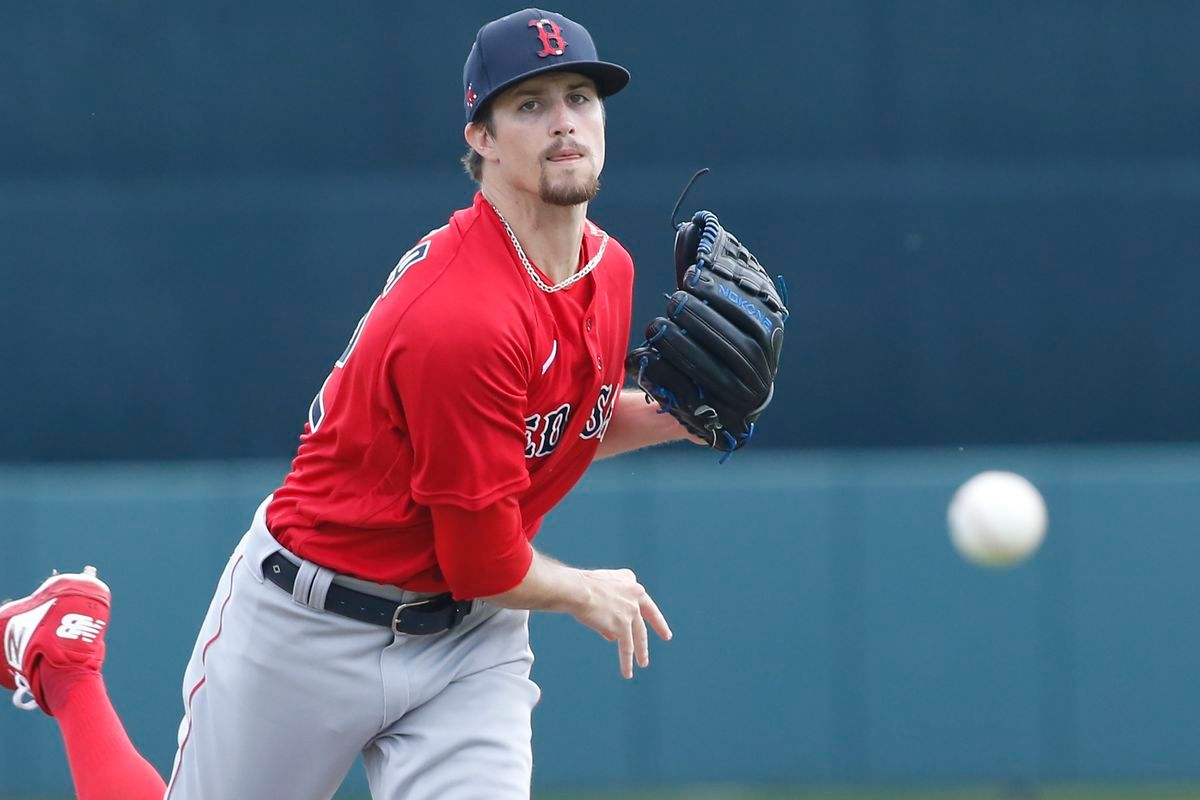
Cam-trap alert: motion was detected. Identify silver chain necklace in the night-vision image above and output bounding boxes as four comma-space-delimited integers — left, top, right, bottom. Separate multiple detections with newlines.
488, 200, 608, 293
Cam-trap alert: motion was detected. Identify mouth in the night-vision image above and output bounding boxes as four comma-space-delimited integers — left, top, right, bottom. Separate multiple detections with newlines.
547, 150, 585, 163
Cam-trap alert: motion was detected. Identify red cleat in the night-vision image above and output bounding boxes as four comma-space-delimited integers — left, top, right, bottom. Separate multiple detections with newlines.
0, 566, 111, 714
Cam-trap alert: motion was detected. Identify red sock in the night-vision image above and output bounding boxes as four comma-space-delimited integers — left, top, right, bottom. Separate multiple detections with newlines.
42, 669, 167, 800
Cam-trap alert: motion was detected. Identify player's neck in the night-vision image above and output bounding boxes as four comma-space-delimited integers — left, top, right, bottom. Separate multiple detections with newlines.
482, 184, 587, 285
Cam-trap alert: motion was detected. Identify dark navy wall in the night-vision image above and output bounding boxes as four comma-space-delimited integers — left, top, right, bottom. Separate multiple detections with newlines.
5, 2, 1199, 459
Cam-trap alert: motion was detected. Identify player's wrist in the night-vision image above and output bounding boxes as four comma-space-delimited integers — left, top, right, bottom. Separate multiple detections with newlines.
559, 569, 596, 617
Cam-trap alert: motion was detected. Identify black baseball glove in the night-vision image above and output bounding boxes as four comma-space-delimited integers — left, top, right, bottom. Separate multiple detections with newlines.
627, 210, 788, 455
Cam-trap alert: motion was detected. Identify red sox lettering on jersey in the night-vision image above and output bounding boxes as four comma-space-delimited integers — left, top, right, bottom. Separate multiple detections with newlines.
268, 192, 634, 590
580, 383, 617, 441
525, 381, 617, 457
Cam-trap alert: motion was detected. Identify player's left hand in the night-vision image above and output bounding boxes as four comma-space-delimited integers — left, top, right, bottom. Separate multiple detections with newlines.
627, 210, 788, 455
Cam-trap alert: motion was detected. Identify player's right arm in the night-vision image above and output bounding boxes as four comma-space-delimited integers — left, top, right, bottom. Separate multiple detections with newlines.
391, 274, 669, 678
431, 501, 672, 680
496, 550, 674, 681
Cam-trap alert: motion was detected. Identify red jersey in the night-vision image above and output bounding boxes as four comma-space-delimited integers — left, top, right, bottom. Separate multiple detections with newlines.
267, 192, 633, 591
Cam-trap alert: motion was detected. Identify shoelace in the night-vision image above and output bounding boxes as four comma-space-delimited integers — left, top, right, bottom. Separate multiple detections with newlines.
12, 673, 38, 711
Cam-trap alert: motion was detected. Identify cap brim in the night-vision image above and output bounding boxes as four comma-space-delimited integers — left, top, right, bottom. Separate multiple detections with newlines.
470, 61, 630, 121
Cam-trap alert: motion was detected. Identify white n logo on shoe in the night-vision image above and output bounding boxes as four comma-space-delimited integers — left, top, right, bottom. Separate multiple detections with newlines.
5, 600, 56, 671
56, 614, 106, 643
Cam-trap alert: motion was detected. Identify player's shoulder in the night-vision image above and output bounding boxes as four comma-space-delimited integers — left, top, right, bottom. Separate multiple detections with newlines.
378, 200, 497, 293
394, 199, 518, 282
382, 205, 530, 332
399, 206, 473, 271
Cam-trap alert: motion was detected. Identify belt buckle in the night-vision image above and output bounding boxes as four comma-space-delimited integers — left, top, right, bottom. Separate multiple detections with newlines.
391, 598, 435, 635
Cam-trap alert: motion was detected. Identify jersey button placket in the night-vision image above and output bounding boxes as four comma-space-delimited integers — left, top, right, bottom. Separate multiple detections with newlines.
582, 316, 601, 371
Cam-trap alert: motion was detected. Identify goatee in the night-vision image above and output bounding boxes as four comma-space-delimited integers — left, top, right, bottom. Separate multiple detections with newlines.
539, 172, 600, 207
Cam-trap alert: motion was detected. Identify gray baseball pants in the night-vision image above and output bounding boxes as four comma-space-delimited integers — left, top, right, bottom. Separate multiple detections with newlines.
164, 497, 541, 799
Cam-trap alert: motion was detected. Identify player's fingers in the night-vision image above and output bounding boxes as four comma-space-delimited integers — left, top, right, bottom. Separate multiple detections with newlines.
633, 611, 650, 669
641, 593, 673, 641
617, 625, 634, 679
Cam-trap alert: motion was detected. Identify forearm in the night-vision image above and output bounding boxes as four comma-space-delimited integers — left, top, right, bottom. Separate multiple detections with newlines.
483, 549, 590, 613
594, 389, 691, 460
485, 547, 673, 680
483, 542, 674, 680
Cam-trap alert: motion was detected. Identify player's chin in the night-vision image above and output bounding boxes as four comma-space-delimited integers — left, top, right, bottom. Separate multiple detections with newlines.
538, 172, 600, 207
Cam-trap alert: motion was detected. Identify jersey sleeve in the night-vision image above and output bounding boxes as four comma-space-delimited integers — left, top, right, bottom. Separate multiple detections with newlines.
431, 496, 533, 599
388, 308, 533, 510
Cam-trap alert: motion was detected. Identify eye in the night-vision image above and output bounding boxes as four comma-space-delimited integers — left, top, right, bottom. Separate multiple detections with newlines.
570, 93, 590, 104
520, 99, 539, 112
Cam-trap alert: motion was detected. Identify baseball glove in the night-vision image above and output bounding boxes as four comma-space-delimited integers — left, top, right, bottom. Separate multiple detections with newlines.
627, 210, 788, 455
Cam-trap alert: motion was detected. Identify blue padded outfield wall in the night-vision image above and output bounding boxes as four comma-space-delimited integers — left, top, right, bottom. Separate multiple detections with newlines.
1, 446, 1198, 795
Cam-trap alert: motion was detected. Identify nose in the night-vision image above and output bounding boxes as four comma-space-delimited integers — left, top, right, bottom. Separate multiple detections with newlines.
550, 99, 576, 137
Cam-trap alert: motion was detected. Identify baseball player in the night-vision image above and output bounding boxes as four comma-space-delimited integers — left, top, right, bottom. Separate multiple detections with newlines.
1, 8, 786, 800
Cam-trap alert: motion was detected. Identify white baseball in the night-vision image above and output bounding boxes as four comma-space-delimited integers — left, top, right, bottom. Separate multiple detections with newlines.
947, 470, 1048, 567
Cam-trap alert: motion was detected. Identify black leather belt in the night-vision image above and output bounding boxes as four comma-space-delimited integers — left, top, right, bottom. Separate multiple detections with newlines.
262, 552, 472, 635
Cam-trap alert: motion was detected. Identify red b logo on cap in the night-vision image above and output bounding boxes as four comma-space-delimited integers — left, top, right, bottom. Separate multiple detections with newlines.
529, 18, 567, 58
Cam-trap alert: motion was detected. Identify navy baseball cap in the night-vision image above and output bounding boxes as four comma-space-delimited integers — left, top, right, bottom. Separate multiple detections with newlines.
463, 9, 630, 122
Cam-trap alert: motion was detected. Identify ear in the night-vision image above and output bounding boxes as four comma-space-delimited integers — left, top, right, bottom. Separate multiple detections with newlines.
463, 122, 495, 160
